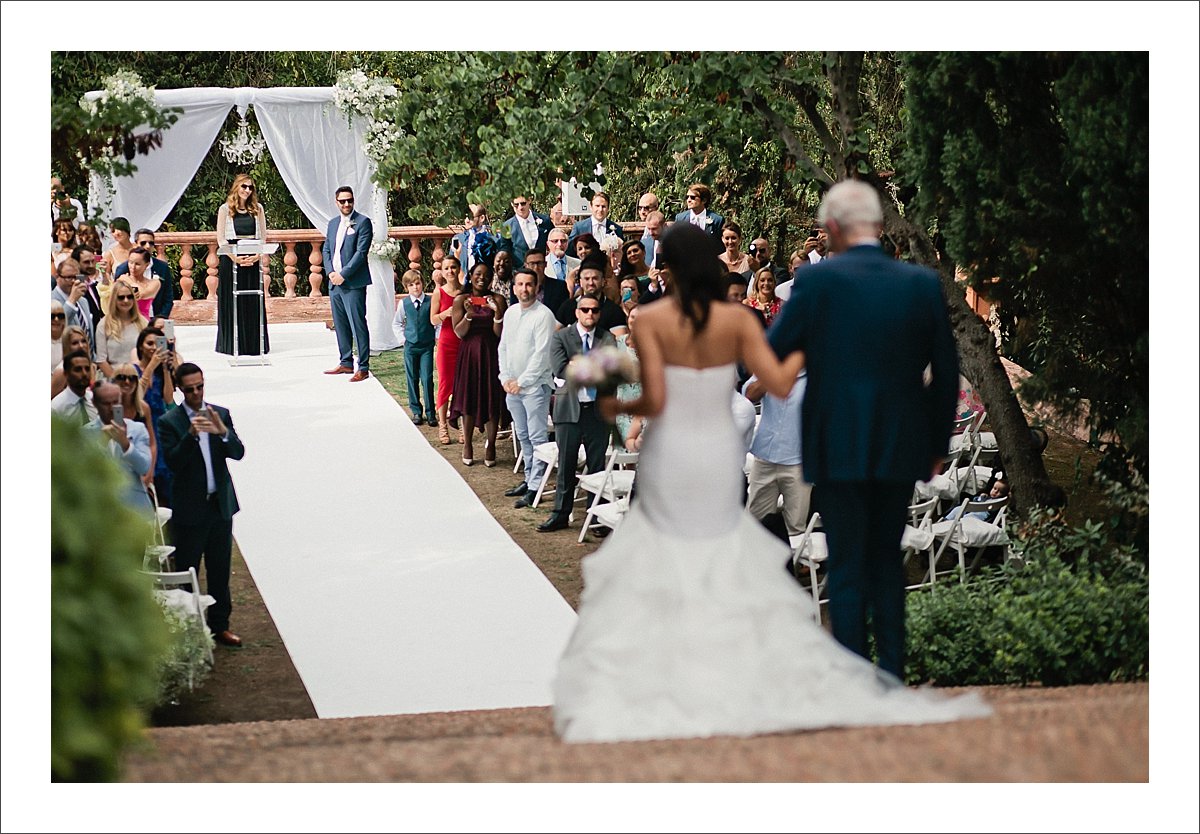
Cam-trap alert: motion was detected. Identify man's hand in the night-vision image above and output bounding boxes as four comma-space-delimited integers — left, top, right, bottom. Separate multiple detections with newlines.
803, 236, 819, 255
502, 379, 521, 395
102, 420, 130, 451
67, 280, 85, 304
329, 271, 344, 286
205, 407, 228, 436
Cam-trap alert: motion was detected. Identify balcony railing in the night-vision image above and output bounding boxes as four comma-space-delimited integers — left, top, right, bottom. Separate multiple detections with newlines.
150, 222, 647, 302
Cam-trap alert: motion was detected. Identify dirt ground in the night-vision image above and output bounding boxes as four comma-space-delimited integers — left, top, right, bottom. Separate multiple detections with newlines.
153, 301, 1113, 728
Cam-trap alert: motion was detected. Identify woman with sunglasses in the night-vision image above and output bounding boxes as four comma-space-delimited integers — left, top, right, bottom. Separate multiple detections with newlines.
50, 300, 66, 369
96, 277, 149, 379
51, 325, 93, 398
215, 173, 270, 356
134, 325, 177, 505
111, 361, 160, 492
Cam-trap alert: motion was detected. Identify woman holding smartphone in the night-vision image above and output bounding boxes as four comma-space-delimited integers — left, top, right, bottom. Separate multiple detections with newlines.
448, 260, 509, 467
215, 173, 270, 356
112, 361, 159, 492
134, 325, 176, 506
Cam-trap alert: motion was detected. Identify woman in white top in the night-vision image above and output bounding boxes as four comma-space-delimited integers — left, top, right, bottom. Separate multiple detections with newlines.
95, 277, 148, 379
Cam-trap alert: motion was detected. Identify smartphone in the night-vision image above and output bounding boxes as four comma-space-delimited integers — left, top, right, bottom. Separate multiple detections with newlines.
164, 319, 176, 341
112, 404, 125, 428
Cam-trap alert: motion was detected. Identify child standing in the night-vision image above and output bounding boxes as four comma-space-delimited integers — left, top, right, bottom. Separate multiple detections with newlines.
398, 270, 436, 425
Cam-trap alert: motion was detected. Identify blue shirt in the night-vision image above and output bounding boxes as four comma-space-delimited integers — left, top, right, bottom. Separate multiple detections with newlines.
744, 371, 806, 466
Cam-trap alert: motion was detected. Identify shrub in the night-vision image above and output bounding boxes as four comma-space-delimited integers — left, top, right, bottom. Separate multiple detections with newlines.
904, 512, 1148, 687
51, 416, 168, 781
154, 600, 214, 707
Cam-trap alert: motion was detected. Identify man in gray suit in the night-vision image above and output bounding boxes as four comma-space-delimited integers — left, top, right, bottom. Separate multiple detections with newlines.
51, 258, 95, 358
537, 291, 617, 533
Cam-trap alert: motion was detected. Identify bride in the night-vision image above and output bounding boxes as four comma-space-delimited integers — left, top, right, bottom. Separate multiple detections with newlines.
552, 222, 989, 743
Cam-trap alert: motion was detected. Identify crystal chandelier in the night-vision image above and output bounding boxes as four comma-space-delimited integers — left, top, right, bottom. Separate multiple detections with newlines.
219, 112, 267, 166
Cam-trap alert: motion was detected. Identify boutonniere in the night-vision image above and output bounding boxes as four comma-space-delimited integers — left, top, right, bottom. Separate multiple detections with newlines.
346, 221, 357, 235
704, 215, 714, 227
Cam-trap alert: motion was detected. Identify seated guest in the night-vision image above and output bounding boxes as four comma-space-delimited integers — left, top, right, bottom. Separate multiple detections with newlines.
51, 300, 66, 369
96, 278, 149, 379
943, 474, 1010, 522
51, 326, 94, 399
618, 239, 650, 286
51, 350, 98, 423
614, 305, 643, 445
556, 255, 628, 337
88, 381, 154, 515
111, 362, 159, 495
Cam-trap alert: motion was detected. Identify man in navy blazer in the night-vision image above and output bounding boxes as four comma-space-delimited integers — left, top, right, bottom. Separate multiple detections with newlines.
114, 228, 174, 318
322, 186, 374, 381
674, 182, 724, 238
501, 194, 554, 268
767, 180, 958, 680
566, 192, 624, 258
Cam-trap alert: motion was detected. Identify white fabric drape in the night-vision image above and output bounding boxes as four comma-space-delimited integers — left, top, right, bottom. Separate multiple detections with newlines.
85, 86, 399, 351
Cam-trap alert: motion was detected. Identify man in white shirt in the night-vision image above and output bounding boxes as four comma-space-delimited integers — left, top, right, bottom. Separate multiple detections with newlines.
51, 351, 98, 424
499, 268, 558, 508
86, 381, 153, 514
51, 177, 86, 230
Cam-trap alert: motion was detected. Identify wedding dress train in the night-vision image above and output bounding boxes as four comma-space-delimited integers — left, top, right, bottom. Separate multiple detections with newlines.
553, 363, 990, 743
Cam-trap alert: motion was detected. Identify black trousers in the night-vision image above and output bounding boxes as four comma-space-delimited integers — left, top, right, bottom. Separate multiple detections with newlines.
173, 496, 234, 633
551, 403, 610, 516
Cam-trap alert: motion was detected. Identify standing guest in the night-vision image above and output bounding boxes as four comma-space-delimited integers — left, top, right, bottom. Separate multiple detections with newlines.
397, 270, 436, 426
742, 370, 811, 540
50, 300, 66, 369
567, 233, 599, 297
556, 255, 628, 337
111, 362, 158, 493
804, 228, 829, 264
50, 177, 86, 230
567, 192, 624, 259
522, 248, 569, 321
501, 194, 554, 268
451, 205, 495, 274
788, 248, 808, 274
491, 249, 515, 302
537, 291, 617, 533
135, 326, 178, 507
95, 277, 148, 379
545, 228, 579, 286
101, 217, 134, 277
637, 266, 669, 307
549, 200, 565, 228
114, 228, 174, 318
158, 362, 247, 648
71, 245, 108, 334
432, 255, 465, 445
51, 326, 93, 398
768, 180, 959, 679
322, 185, 373, 381
718, 221, 752, 276
51, 258, 96, 356
51, 350, 98, 423
641, 210, 666, 269
87, 381, 153, 515
499, 267, 557, 508
52, 219, 78, 272
675, 183, 725, 237
745, 267, 782, 326
216, 174, 270, 357
613, 304, 643, 446
636, 190, 660, 248
726, 273, 766, 326
748, 236, 789, 287
449, 261, 509, 467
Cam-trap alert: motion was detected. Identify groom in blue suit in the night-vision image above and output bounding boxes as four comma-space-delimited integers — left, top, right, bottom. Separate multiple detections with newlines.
768, 180, 958, 679
322, 185, 374, 381
500, 194, 554, 268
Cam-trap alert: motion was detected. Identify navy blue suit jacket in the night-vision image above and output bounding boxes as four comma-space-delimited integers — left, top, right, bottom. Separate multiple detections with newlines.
767, 244, 958, 484
674, 209, 725, 237
322, 211, 374, 289
157, 403, 245, 524
501, 212, 554, 267
566, 217, 624, 258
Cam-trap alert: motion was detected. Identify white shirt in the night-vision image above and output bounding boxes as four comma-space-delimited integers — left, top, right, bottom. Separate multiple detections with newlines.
333, 215, 349, 272
689, 210, 707, 228
497, 300, 556, 392
51, 386, 98, 423
775, 278, 793, 302
575, 323, 598, 403
183, 402, 229, 495
808, 250, 823, 265
519, 215, 539, 249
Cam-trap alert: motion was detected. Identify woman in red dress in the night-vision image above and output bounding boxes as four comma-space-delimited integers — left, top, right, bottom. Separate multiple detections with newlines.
431, 255, 465, 445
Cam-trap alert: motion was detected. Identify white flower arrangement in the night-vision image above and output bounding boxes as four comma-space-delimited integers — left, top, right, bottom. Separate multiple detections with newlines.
566, 345, 640, 397
598, 232, 624, 255
78, 69, 158, 118
370, 238, 407, 261
333, 69, 402, 167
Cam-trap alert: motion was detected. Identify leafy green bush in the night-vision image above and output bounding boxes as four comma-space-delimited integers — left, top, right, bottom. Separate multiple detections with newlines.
51, 416, 168, 781
154, 600, 214, 706
904, 512, 1148, 687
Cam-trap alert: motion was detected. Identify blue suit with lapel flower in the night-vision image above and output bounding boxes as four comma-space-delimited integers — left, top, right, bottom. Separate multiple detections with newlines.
322, 206, 374, 372
502, 211, 553, 268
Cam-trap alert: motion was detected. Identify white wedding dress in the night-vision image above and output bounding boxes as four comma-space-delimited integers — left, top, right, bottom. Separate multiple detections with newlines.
553, 363, 991, 743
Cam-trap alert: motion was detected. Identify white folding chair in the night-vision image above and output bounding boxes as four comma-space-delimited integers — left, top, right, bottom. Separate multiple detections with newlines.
143, 485, 176, 572
901, 495, 940, 589
789, 513, 828, 624
143, 566, 215, 670
930, 496, 1011, 583
530, 439, 587, 509
577, 448, 639, 542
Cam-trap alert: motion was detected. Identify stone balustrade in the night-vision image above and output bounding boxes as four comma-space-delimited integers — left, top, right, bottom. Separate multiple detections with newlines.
150, 222, 648, 303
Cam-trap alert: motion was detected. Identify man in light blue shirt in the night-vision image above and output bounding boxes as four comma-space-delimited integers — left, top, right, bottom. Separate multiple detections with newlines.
742, 370, 811, 537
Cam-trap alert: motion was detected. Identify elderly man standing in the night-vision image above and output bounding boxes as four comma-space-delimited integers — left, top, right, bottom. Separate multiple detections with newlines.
499, 267, 558, 508
768, 180, 958, 679
545, 228, 579, 286
87, 381, 153, 514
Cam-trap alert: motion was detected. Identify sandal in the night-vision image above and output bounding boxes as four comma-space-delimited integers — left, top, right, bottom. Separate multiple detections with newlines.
438, 417, 451, 445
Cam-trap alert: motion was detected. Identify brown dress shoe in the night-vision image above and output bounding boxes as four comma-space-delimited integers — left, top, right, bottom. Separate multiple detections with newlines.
325, 365, 354, 375
350, 370, 370, 382
214, 630, 242, 647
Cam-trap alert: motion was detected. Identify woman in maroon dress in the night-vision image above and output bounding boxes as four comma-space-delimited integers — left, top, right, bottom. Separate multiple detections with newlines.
448, 260, 509, 467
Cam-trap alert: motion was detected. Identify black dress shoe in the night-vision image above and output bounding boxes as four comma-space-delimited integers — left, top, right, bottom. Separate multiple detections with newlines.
504, 482, 529, 497
514, 493, 536, 509
537, 514, 570, 533
412, 414, 424, 425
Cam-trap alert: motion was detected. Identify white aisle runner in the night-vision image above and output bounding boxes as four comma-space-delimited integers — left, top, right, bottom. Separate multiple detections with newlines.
175, 323, 577, 719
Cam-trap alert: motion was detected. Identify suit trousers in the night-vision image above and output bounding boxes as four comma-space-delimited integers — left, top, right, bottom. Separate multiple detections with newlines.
172, 495, 235, 633
330, 283, 370, 371
507, 384, 551, 491
818, 480, 912, 679
551, 402, 610, 516
746, 458, 813, 537
403, 343, 436, 419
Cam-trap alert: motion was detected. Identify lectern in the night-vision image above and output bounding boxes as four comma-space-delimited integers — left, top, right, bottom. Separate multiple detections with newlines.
217, 239, 278, 366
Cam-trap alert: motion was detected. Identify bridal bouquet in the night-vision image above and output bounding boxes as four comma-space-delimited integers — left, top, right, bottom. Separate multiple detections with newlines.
566, 345, 640, 397
598, 232, 624, 255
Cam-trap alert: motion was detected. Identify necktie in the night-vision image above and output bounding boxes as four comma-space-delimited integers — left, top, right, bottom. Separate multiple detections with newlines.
555, 259, 566, 281
583, 333, 596, 400
77, 397, 89, 426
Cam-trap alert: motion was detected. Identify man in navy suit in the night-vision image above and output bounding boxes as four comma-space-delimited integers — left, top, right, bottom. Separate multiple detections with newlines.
674, 182, 724, 238
767, 180, 958, 679
501, 194, 554, 268
522, 248, 569, 322
321, 186, 374, 382
114, 228, 174, 318
567, 192, 624, 258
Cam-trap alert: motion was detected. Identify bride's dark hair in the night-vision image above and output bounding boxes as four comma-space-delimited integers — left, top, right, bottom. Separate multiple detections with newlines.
658, 222, 725, 334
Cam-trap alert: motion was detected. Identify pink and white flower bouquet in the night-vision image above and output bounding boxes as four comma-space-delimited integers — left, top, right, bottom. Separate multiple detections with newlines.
566, 345, 640, 397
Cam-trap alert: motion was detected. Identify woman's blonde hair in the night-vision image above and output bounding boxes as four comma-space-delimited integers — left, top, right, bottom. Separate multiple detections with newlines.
104, 277, 149, 339
752, 267, 776, 301
61, 324, 89, 355
226, 173, 261, 215
111, 362, 145, 414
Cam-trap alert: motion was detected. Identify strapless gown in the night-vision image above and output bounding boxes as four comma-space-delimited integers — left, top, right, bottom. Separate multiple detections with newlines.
552, 363, 991, 743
